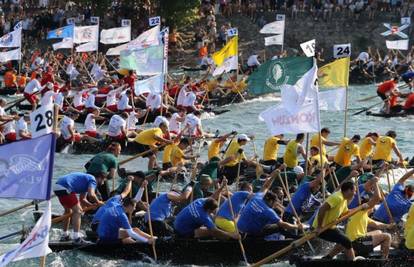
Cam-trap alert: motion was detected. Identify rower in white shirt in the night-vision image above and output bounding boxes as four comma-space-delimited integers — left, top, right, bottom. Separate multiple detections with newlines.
23, 74, 47, 111
60, 113, 95, 144
85, 88, 100, 112
182, 90, 198, 112
72, 89, 87, 111
127, 108, 146, 134
169, 109, 187, 135
183, 111, 204, 137
118, 90, 133, 112
2, 111, 17, 142
40, 82, 57, 107
107, 113, 128, 142
105, 85, 125, 113
84, 108, 106, 138
146, 93, 162, 112
16, 114, 31, 140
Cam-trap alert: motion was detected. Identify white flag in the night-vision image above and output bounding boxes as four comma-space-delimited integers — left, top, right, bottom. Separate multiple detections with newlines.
386, 39, 409, 50
127, 25, 160, 49
134, 74, 164, 96
0, 201, 52, 266
318, 88, 346, 111
91, 63, 105, 81
76, 41, 98, 52
260, 20, 285, 34
0, 48, 21, 62
264, 35, 284, 46
259, 101, 319, 135
74, 25, 99, 44
52, 38, 73, 50
213, 55, 238, 76
100, 27, 131, 44
300, 39, 316, 57
0, 28, 22, 48
66, 63, 80, 80
106, 43, 128, 56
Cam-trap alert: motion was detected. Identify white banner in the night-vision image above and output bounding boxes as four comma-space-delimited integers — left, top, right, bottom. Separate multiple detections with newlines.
127, 25, 160, 49
333, 43, 351, 58
74, 25, 99, 44
386, 39, 409, 50
76, 41, 98, 52
0, 48, 21, 62
149, 16, 161, 26
100, 27, 131, 44
318, 88, 346, 111
259, 101, 319, 135
264, 34, 284, 46
30, 104, 54, 138
0, 201, 51, 266
260, 20, 285, 34
52, 38, 73, 50
300, 39, 315, 57
213, 55, 238, 76
134, 74, 164, 96
0, 28, 22, 48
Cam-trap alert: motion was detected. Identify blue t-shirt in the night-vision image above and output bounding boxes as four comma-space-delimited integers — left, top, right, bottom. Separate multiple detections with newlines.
348, 184, 369, 209
402, 71, 414, 80
56, 172, 97, 194
217, 191, 250, 220
237, 193, 280, 235
97, 205, 131, 241
285, 182, 311, 215
92, 195, 122, 224
146, 193, 175, 222
374, 183, 412, 223
174, 198, 215, 237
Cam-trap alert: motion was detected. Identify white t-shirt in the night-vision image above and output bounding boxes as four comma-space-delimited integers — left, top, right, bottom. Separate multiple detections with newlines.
183, 91, 196, 108
184, 114, 201, 136
146, 93, 162, 110
85, 94, 97, 109
24, 79, 42, 94
108, 115, 126, 137
84, 113, 96, 132
357, 52, 370, 63
117, 92, 131, 110
55, 92, 64, 108
106, 90, 118, 107
169, 112, 182, 133
16, 117, 28, 140
127, 111, 138, 130
73, 91, 85, 107
60, 116, 74, 140
177, 84, 189, 106
40, 91, 56, 106
247, 55, 261, 67
2, 120, 15, 135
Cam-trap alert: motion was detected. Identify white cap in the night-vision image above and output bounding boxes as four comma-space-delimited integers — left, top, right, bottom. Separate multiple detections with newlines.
293, 166, 304, 174
237, 134, 251, 141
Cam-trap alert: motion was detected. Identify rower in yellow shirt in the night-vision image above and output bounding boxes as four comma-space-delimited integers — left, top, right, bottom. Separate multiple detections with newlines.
171, 138, 196, 167
134, 122, 173, 170
283, 134, 306, 170
207, 131, 236, 161
372, 130, 404, 165
308, 146, 328, 173
262, 134, 287, 166
333, 135, 361, 169
345, 178, 394, 259
359, 132, 378, 160
310, 127, 340, 160
405, 204, 414, 250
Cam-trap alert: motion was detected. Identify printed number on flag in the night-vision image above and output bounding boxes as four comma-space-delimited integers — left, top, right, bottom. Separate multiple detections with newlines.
227, 28, 238, 37
149, 16, 161, 26
333, 44, 351, 58
304, 42, 315, 55
30, 105, 54, 138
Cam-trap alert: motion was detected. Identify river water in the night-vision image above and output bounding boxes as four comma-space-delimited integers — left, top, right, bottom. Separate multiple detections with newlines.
0, 85, 412, 266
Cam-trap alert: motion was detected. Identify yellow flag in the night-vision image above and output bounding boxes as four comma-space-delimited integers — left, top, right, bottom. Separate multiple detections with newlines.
318, 57, 350, 88
212, 37, 238, 66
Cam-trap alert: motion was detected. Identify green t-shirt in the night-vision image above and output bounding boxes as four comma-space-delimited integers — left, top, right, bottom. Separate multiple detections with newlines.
197, 161, 219, 181
86, 152, 118, 176
182, 182, 212, 200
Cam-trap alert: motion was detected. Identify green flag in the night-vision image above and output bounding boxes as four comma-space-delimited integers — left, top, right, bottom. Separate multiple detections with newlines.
120, 45, 164, 76
247, 56, 313, 96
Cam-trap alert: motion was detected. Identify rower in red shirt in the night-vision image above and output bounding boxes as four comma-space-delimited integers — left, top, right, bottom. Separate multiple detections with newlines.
403, 92, 414, 112
377, 77, 399, 114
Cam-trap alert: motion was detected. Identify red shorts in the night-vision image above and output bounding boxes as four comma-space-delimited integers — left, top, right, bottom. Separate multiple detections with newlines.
5, 132, 16, 142
57, 192, 79, 209
74, 105, 84, 111
65, 133, 81, 143
106, 105, 118, 112
85, 131, 98, 138
23, 93, 38, 105
109, 134, 125, 142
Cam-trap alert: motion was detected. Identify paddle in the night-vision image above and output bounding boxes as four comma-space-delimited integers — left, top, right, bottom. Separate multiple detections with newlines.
352, 100, 383, 116
358, 84, 409, 102
0, 194, 56, 218
5, 91, 41, 112
250, 204, 366, 267
144, 184, 157, 261
225, 184, 249, 265
52, 204, 98, 224
118, 144, 167, 166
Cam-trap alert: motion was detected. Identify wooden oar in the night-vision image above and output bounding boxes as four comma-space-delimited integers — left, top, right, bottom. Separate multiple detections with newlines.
226, 184, 249, 264
145, 184, 157, 261
119, 144, 166, 166
250, 204, 366, 267
5, 91, 41, 112
52, 205, 97, 224
352, 101, 383, 116
0, 194, 57, 218
357, 95, 378, 102
378, 185, 395, 224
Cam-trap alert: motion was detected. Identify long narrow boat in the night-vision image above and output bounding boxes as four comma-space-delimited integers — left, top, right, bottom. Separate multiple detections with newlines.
49, 237, 308, 265
366, 110, 414, 118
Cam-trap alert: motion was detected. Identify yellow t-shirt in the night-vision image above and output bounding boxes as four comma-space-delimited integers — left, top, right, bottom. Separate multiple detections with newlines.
345, 210, 374, 241
162, 144, 174, 164
372, 136, 396, 162
313, 191, 348, 229
134, 128, 163, 146
224, 140, 246, 167
208, 140, 222, 160
206, 80, 218, 92
232, 80, 247, 93
406, 223, 414, 249
283, 140, 299, 168
310, 154, 328, 167
171, 145, 185, 167
404, 204, 414, 239
359, 137, 374, 160
334, 138, 360, 167
263, 136, 280, 161
311, 134, 327, 156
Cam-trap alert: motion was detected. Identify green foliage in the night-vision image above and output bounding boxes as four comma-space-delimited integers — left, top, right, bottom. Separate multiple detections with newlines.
157, 0, 201, 29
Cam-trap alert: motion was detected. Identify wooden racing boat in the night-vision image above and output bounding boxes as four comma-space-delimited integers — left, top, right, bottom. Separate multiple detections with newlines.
49, 237, 309, 265
0, 87, 19, 95
365, 110, 414, 118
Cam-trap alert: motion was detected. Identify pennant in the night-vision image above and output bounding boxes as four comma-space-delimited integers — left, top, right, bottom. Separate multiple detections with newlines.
264, 34, 283, 46
212, 36, 238, 66
100, 27, 131, 44
0, 134, 55, 200
106, 43, 128, 56
260, 20, 285, 34
0, 48, 21, 62
318, 57, 350, 88
134, 74, 164, 96
47, 25, 74, 39
73, 25, 99, 44
212, 55, 238, 76
75, 41, 98, 52
52, 38, 73, 50
0, 28, 22, 48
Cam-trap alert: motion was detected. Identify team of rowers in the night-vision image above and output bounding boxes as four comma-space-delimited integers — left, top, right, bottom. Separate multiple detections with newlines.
51, 124, 414, 261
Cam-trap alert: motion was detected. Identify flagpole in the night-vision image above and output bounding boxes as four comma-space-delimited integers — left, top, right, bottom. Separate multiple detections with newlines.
343, 57, 350, 137
305, 133, 310, 176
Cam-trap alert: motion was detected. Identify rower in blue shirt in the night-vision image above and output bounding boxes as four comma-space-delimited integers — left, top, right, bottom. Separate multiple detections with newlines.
348, 173, 378, 209
401, 71, 414, 89
97, 196, 156, 245
374, 169, 414, 223
53, 172, 105, 244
